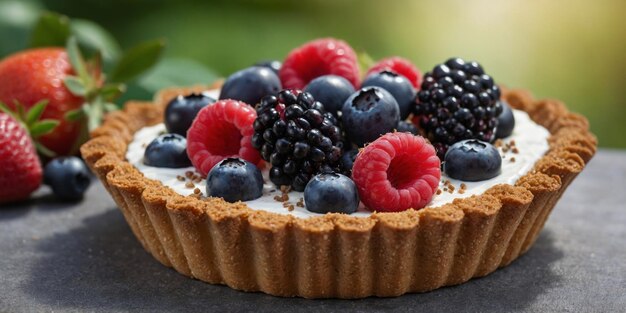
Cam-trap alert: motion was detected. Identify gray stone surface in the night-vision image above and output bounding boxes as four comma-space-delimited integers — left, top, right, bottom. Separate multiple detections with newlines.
1, 149, 625, 313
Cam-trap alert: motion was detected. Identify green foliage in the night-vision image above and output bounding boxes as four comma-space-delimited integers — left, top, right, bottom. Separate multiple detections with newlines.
0, 100, 59, 157
29, 11, 70, 48
70, 19, 121, 61
138, 58, 218, 93
109, 39, 166, 83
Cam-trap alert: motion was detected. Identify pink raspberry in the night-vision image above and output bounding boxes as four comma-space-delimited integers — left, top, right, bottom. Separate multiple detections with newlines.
187, 100, 261, 176
367, 57, 422, 89
279, 38, 360, 89
352, 132, 440, 212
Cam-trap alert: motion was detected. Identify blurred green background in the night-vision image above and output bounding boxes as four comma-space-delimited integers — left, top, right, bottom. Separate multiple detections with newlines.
1, 0, 624, 148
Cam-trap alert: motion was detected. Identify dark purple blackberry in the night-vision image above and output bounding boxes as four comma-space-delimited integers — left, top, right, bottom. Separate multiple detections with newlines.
252, 90, 345, 191
413, 57, 502, 159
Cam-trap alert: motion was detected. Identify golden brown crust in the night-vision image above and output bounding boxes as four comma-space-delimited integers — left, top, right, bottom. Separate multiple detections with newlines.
80, 84, 596, 298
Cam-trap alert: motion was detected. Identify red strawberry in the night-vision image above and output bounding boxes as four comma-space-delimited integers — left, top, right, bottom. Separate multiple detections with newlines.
0, 113, 43, 203
352, 132, 440, 212
279, 38, 360, 89
0, 48, 84, 156
367, 57, 422, 89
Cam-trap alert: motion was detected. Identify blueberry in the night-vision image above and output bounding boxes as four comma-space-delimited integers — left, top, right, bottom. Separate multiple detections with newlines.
43, 157, 91, 200
361, 71, 416, 120
206, 158, 263, 202
219, 66, 281, 106
143, 134, 191, 168
254, 60, 281, 75
444, 139, 501, 181
304, 172, 359, 214
303, 75, 356, 116
341, 87, 400, 147
396, 121, 418, 135
495, 100, 515, 139
340, 149, 359, 176
165, 93, 215, 136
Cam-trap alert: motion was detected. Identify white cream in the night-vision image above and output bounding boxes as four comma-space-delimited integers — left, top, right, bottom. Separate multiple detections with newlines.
126, 93, 549, 219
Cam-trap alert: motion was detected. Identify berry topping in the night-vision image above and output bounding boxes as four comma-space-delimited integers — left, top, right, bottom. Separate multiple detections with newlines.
414, 57, 501, 159
254, 60, 282, 75
366, 56, 422, 89
165, 93, 215, 136
341, 86, 400, 147
340, 149, 359, 177
252, 90, 345, 191
143, 133, 191, 168
187, 99, 260, 176
352, 132, 440, 212
304, 75, 355, 116
279, 38, 360, 90
43, 156, 91, 201
304, 172, 360, 214
0, 112, 42, 203
361, 70, 416, 120
495, 100, 515, 139
219, 66, 282, 106
443, 139, 502, 181
396, 121, 418, 135
205, 157, 264, 202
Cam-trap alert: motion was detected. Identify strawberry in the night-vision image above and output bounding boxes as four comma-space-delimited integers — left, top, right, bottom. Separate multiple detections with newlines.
0, 99, 61, 203
0, 38, 120, 157
0, 48, 84, 156
0, 112, 44, 203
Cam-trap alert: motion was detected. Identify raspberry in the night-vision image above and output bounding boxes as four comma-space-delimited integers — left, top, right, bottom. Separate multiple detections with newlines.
352, 132, 440, 212
367, 57, 422, 89
187, 100, 261, 176
279, 38, 360, 90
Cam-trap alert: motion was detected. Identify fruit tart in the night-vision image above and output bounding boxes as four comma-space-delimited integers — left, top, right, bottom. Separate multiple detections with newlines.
81, 38, 596, 298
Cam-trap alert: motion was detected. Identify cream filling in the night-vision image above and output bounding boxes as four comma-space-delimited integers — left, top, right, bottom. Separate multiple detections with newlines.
126, 92, 549, 219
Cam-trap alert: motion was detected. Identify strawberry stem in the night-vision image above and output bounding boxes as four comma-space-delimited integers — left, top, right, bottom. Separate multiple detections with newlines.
0, 100, 60, 157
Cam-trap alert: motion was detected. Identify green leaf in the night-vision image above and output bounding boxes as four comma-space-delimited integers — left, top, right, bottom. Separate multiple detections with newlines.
30, 120, 59, 137
109, 39, 166, 83
34, 141, 56, 158
66, 37, 90, 82
70, 19, 122, 61
103, 103, 117, 112
14, 101, 26, 120
0, 102, 17, 119
25, 99, 49, 126
64, 76, 87, 96
0, 1, 42, 56
64, 108, 85, 122
100, 83, 126, 101
138, 58, 218, 93
30, 11, 71, 48
86, 96, 104, 131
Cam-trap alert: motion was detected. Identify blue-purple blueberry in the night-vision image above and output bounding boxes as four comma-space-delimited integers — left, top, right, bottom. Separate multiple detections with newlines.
444, 139, 501, 181
341, 87, 400, 147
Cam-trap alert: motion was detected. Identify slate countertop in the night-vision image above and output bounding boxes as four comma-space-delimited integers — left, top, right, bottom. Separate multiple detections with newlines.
1, 149, 625, 313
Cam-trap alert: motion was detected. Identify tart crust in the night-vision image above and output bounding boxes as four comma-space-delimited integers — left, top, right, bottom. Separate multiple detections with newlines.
81, 83, 596, 298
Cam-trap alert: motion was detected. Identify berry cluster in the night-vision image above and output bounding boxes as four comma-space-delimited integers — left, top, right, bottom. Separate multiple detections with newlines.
252, 90, 344, 191
142, 37, 515, 213
414, 57, 503, 159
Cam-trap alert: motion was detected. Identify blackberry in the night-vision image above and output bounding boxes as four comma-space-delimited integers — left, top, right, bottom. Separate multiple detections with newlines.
413, 57, 503, 159
252, 90, 345, 191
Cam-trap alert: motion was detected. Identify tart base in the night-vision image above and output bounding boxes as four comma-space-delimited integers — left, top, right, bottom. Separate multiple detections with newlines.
81, 84, 596, 298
